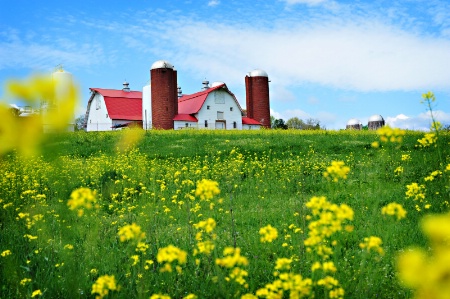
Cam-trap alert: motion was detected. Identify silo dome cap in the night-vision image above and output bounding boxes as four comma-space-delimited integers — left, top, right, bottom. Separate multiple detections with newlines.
368, 114, 384, 122
347, 118, 361, 126
151, 60, 174, 70
248, 69, 268, 77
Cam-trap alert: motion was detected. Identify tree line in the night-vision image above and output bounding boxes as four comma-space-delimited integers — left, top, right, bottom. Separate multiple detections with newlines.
271, 116, 323, 130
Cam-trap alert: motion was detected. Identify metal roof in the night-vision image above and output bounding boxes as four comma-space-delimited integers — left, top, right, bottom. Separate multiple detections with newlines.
90, 88, 142, 121
242, 117, 262, 125
178, 83, 243, 114
173, 114, 198, 122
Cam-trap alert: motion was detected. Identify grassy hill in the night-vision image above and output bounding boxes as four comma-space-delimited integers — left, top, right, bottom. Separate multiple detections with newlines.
1, 129, 449, 299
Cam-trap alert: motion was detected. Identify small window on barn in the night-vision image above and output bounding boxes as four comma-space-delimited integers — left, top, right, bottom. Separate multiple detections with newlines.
230, 107, 233, 111
106, 114, 108, 118
207, 105, 210, 110
217, 111, 224, 119
185, 123, 188, 127
205, 120, 208, 128
233, 121, 237, 128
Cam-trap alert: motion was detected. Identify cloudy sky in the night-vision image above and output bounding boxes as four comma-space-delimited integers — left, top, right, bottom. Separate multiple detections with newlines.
1, 0, 449, 130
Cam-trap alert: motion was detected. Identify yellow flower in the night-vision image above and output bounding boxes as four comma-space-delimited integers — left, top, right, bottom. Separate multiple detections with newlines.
2, 73, 79, 156
183, 294, 198, 299
31, 289, 42, 297
274, 258, 292, 271
216, 247, 248, 268
91, 275, 118, 299
193, 218, 216, 233
1, 250, 11, 257
195, 179, 220, 200
381, 202, 407, 220
157, 245, 187, 273
323, 161, 350, 182
259, 225, 278, 243
377, 126, 405, 144
150, 294, 171, 299
417, 133, 437, 148
359, 236, 384, 255
67, 187, 97, 217
20, 278, 32, 286
405, 183, 426, 201
117, 223, 145, 242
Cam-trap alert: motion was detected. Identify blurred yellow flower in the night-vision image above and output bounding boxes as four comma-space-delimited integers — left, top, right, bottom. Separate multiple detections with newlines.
195, 179, 220, 200
259, 224, 278, 243
359, 236, 384, 255
381, 202, 407, 220
117, 223, 145, 242
323, 161, 350, 182
67, 187, 97, 217
91, 275, 118, 299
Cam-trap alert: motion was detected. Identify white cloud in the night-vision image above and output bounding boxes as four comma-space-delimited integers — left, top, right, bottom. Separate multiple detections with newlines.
155, 18, 450, 94
207, 0, 220, 7
386, 110, 450, 131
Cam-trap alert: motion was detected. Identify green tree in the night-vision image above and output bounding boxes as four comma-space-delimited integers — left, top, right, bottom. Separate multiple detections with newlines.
273, 118, 288, 129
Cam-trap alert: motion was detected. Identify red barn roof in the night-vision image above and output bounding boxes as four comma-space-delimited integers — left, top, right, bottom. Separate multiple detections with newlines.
173, 114, 198, 122
178, 83, 243, 114
90, 88, 142, 121
242, 117, 262, 125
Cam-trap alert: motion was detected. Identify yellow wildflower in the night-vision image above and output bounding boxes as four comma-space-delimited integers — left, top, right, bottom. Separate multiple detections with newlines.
91, 275, 118, 299
323, 161, 350, 182
381, 202, 407, 220
117, 223, 145, 242
1, 250, 11, 257
195, 179, 220, 200
67, 187, 97, 217
359, 236, 384, 255
259, 225, 278, 243
31, 289, 42, 297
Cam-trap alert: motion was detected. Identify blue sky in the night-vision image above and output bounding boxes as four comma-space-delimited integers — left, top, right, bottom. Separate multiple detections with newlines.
1, 0, 450, 130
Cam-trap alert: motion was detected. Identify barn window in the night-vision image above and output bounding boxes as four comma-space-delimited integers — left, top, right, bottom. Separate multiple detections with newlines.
233, 121, 237, 128
205, 120, 208, 128
207, 105, 210, 110
106, 114, 108, 118
185, 123, 188, 127
230, 107, 233, 111
217, 111, 224, 119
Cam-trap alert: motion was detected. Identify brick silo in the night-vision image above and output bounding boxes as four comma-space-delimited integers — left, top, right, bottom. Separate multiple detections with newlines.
245, 69, 270, 128
150, 60, 178, 129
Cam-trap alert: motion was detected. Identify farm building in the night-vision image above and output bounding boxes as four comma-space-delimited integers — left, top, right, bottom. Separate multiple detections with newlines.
346, 118, 362, 130
368, 114, 385, 130
85, 82, 142, 132
85, 60, 270, 131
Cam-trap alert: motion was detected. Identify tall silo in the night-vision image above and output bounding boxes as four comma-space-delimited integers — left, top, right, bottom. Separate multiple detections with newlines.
368, 114, 385, 130
346, 118, 362, 130
245, 69, 270, 128
150, 60, 178, 130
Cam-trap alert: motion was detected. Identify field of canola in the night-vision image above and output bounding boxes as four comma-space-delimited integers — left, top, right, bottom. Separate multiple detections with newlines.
1, 126, 449, 299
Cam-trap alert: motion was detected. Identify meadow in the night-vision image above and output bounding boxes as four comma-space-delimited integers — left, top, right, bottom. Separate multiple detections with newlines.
1, 126, 449, 299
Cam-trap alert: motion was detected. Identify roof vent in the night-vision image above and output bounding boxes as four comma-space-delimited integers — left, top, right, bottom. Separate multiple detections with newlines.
202, 80, 210, 90
178, 86, 183, 98
122, 81, 130, 92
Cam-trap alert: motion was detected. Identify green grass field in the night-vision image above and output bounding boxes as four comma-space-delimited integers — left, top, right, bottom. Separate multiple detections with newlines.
1, 128, 449, 299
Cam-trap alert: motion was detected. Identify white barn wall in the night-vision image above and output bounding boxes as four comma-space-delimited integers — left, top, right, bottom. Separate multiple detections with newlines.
86, 93, 113, 131
196, 90, 243, 130
174, 121, 197, 129
142, 84, 152, 130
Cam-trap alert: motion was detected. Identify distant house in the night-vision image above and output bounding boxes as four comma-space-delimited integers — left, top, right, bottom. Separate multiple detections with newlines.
85, 82, 142, 132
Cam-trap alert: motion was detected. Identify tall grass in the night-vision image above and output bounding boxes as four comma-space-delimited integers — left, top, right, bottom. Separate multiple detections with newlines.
1, 128, 449, 298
